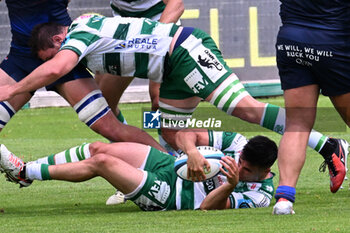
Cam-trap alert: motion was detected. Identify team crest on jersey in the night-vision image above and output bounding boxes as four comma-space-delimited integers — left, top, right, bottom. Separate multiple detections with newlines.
198, 50, 223, 71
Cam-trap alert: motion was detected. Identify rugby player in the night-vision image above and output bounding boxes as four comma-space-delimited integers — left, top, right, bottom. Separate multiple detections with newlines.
273, 0, 350, 215
0, 130, 277, 211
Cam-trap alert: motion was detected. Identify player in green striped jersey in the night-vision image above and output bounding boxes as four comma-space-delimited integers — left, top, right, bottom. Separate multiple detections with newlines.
0, 13, 345, 193
0, 130, 277, 210
99, 0, 184, 118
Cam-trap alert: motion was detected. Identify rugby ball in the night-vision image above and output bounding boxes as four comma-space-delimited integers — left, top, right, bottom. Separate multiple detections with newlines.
174, 146, 224, 181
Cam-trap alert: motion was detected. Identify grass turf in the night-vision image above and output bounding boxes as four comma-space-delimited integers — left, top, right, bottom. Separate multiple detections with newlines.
0, 96, 349, 233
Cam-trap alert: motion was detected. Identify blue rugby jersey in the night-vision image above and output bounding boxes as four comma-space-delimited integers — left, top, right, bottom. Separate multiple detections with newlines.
5, 0, 72, 53
279, 0, 350, 32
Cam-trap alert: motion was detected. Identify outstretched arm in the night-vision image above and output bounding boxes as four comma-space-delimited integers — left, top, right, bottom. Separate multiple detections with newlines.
0, 50, 79, 101
160, 0, 184, 23
200, 156, 239, 210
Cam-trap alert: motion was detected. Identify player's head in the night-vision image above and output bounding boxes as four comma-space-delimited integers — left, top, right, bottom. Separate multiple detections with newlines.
30, 22, 67, 61
238, 135, 277, 182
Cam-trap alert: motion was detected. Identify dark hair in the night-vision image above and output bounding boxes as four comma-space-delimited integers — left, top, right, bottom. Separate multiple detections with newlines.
241, 136, 277, 169
29, 22, 65, 56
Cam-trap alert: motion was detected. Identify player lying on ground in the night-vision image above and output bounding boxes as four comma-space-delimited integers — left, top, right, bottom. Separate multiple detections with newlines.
0, 13, 346, 193
0, 131, 277, 210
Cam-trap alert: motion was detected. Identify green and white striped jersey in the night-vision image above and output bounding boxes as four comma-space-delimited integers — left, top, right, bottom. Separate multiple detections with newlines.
60, 13, 179, 82
111, 0, 166, 19
175, 131, 275, 210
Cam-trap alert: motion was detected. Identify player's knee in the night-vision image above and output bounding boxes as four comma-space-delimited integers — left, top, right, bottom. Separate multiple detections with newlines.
92, 153, 114, 169
73, 90, 111, 127
89, 141, 105, 156
0, 101, 16, 129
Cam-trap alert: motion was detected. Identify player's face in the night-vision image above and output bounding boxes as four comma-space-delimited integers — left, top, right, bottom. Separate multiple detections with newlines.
238, 157, 262, 182
38, 46, 60, 61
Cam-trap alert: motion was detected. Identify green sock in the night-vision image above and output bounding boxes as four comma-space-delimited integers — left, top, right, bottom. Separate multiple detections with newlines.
26, 163, 51, 180
260, 103, 328, 152
33, 143, 91, 165
117, 110, 128, 125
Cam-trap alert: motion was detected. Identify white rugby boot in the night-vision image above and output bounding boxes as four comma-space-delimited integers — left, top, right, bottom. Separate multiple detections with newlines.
0, 144, 32, 187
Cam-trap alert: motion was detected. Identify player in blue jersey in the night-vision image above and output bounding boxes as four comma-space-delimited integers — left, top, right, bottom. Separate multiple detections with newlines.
0, 130, 277, 211
273, 0, 350, 215
0, 0, 164, 152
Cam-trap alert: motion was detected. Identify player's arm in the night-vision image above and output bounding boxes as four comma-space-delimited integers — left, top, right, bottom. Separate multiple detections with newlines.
200, 156, 239, 210
149, 80, 160, 111
0, 50, 78, 101
175, 129, 212, 181
160, 0, 184, 23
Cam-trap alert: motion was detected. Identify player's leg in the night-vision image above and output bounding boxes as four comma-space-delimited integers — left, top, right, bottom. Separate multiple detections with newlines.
0, 142, 175, 210
329, 93, 350, 177
0, 53, 36, 131
0, 69, 32, 130
95, 73, 133, 123
329, 93, 350, 127
50, 154, 144, 194
33, 141, 150, 166
55, 78, 165, 151
0, 142, 145, 194
273, 85, 319, 215
205, 73, 331, 153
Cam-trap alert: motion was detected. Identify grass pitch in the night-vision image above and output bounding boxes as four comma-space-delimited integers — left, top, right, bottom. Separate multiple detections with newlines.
0, 96, 349, 233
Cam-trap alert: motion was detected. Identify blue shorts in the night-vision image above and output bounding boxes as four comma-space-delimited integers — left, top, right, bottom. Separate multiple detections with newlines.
0, 48, 92, 92
276, 25, 350, 96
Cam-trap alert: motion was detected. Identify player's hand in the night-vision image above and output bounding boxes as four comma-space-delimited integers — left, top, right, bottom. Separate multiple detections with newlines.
187, 150, 211, 182
220, 156, 239, 187
0, 84, 16, 101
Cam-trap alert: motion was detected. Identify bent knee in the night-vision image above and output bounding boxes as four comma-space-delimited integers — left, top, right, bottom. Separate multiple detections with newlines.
92, 153, 114, 168
89, 141, 106, 156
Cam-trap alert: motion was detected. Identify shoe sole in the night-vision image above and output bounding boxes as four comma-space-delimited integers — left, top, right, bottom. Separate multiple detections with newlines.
340, 139, 349, 182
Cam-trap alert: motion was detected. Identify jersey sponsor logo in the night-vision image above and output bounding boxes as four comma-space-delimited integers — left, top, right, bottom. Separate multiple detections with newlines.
143, 110, 161, 129
198, 50, 223, 71
115, 38, 158, 50
184, 68, 208, 94
147, 180, 171, 204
